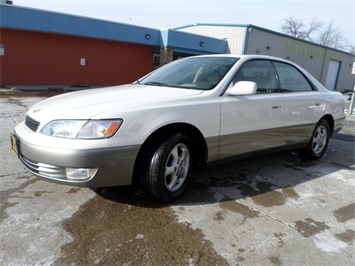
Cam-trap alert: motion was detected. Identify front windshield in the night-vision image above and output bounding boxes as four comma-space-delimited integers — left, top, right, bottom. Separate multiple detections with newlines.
139, 57, 239, 90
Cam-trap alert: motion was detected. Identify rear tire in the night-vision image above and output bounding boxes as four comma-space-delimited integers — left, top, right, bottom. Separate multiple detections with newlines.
298, 119, 330, 160
141, 132, 192, 202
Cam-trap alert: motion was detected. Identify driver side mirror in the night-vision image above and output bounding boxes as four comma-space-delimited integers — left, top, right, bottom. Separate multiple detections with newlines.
226, 81, 257, 96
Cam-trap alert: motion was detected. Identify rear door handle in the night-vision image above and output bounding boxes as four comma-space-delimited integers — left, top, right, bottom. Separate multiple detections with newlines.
272, 104, 282, 109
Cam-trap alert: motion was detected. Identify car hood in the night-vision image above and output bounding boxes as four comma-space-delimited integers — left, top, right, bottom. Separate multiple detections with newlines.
27, 84, 204, 121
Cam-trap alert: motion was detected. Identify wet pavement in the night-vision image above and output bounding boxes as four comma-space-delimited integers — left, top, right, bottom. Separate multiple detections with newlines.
1, 91, 354, 265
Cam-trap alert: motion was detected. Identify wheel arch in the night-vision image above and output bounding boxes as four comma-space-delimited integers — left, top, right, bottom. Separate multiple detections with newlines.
320, 114, 334, 137
132, 123, 208, 184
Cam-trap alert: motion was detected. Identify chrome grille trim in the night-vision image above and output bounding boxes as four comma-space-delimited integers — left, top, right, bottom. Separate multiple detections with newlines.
20, 155, 66, 179
25, 115, 40, 132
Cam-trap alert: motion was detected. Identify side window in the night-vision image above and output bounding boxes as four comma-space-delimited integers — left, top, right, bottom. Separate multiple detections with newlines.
232, 60, 278, 93
274, 62, 313, 92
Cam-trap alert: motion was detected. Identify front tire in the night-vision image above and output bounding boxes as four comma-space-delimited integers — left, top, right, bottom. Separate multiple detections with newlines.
141, 132, 192, 202
298, 119, 330, 160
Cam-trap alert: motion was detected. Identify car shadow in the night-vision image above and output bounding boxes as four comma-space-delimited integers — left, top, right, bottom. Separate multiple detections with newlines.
95, 134, 354, 208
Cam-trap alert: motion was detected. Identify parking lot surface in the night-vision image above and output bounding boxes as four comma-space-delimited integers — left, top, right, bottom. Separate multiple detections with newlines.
1, 91, 354, 265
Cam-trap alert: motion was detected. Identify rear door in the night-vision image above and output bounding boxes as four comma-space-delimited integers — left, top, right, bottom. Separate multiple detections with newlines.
219, 60, 284, 160
273, 61, 325, 144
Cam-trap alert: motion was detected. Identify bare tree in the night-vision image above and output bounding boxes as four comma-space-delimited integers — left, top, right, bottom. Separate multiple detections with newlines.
281, 17, 353, 53
281, 16, 323, 41
347, 45, 355, 55
316, 21, 345, 50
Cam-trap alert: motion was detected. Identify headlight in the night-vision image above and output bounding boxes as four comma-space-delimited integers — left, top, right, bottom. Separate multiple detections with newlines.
41, 120, 86, 138
78, 120, 122, 139
41, 119, 123, 139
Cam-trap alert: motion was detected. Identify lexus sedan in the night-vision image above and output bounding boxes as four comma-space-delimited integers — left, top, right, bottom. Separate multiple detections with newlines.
11, 55, 346, 202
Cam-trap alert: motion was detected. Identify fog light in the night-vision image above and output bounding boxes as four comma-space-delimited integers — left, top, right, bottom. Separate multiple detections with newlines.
66, 167, 98, 180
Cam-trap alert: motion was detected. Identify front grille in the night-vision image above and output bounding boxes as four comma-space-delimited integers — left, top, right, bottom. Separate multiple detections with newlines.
25, 115, 40, 132
19, 155, 66, 179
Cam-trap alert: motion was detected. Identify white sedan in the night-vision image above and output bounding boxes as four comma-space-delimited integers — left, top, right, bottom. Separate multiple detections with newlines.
11, 55, 346, 202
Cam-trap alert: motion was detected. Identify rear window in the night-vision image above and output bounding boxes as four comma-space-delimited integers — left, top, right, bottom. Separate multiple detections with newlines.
274, 62, 313, 92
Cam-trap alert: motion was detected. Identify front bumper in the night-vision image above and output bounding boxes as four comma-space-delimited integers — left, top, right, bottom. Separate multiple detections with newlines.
13, 124, 140, 188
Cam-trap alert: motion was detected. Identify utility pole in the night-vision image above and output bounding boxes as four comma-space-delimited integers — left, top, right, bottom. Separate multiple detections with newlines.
349, 87, 355, 115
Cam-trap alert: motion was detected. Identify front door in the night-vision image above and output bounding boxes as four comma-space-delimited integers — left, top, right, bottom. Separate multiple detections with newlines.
219, 60, 284, 160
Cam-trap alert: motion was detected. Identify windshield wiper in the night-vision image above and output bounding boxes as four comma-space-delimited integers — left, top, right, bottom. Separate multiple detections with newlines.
143, 81, 169, 87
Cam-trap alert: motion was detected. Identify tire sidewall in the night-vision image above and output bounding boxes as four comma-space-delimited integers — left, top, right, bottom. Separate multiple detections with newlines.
147, 132, 192, 202
300, 119, 330, 160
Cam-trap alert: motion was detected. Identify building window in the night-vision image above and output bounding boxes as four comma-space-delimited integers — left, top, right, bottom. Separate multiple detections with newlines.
153, 54, 160, 69
0, 45, 4, 56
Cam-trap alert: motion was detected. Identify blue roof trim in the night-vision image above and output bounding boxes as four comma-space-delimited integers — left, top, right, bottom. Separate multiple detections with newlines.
0, 4, 161, 46
160, 29, 227, 54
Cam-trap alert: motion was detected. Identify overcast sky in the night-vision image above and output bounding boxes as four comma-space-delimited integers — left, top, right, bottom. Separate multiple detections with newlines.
15, 0, 355, 46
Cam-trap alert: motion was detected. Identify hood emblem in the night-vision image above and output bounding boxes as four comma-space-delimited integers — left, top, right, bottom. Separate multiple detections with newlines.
33, 108, 41, 114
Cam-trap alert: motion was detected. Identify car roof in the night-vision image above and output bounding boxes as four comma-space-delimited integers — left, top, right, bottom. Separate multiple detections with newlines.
191, 54, 303, 70
193, 54, 290, 62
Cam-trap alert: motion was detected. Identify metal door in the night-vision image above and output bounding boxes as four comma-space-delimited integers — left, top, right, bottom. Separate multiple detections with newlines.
325, 60, 341, 90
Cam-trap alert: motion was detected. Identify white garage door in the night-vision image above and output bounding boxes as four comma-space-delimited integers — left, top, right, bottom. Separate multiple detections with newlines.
325, 60, 340, 90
